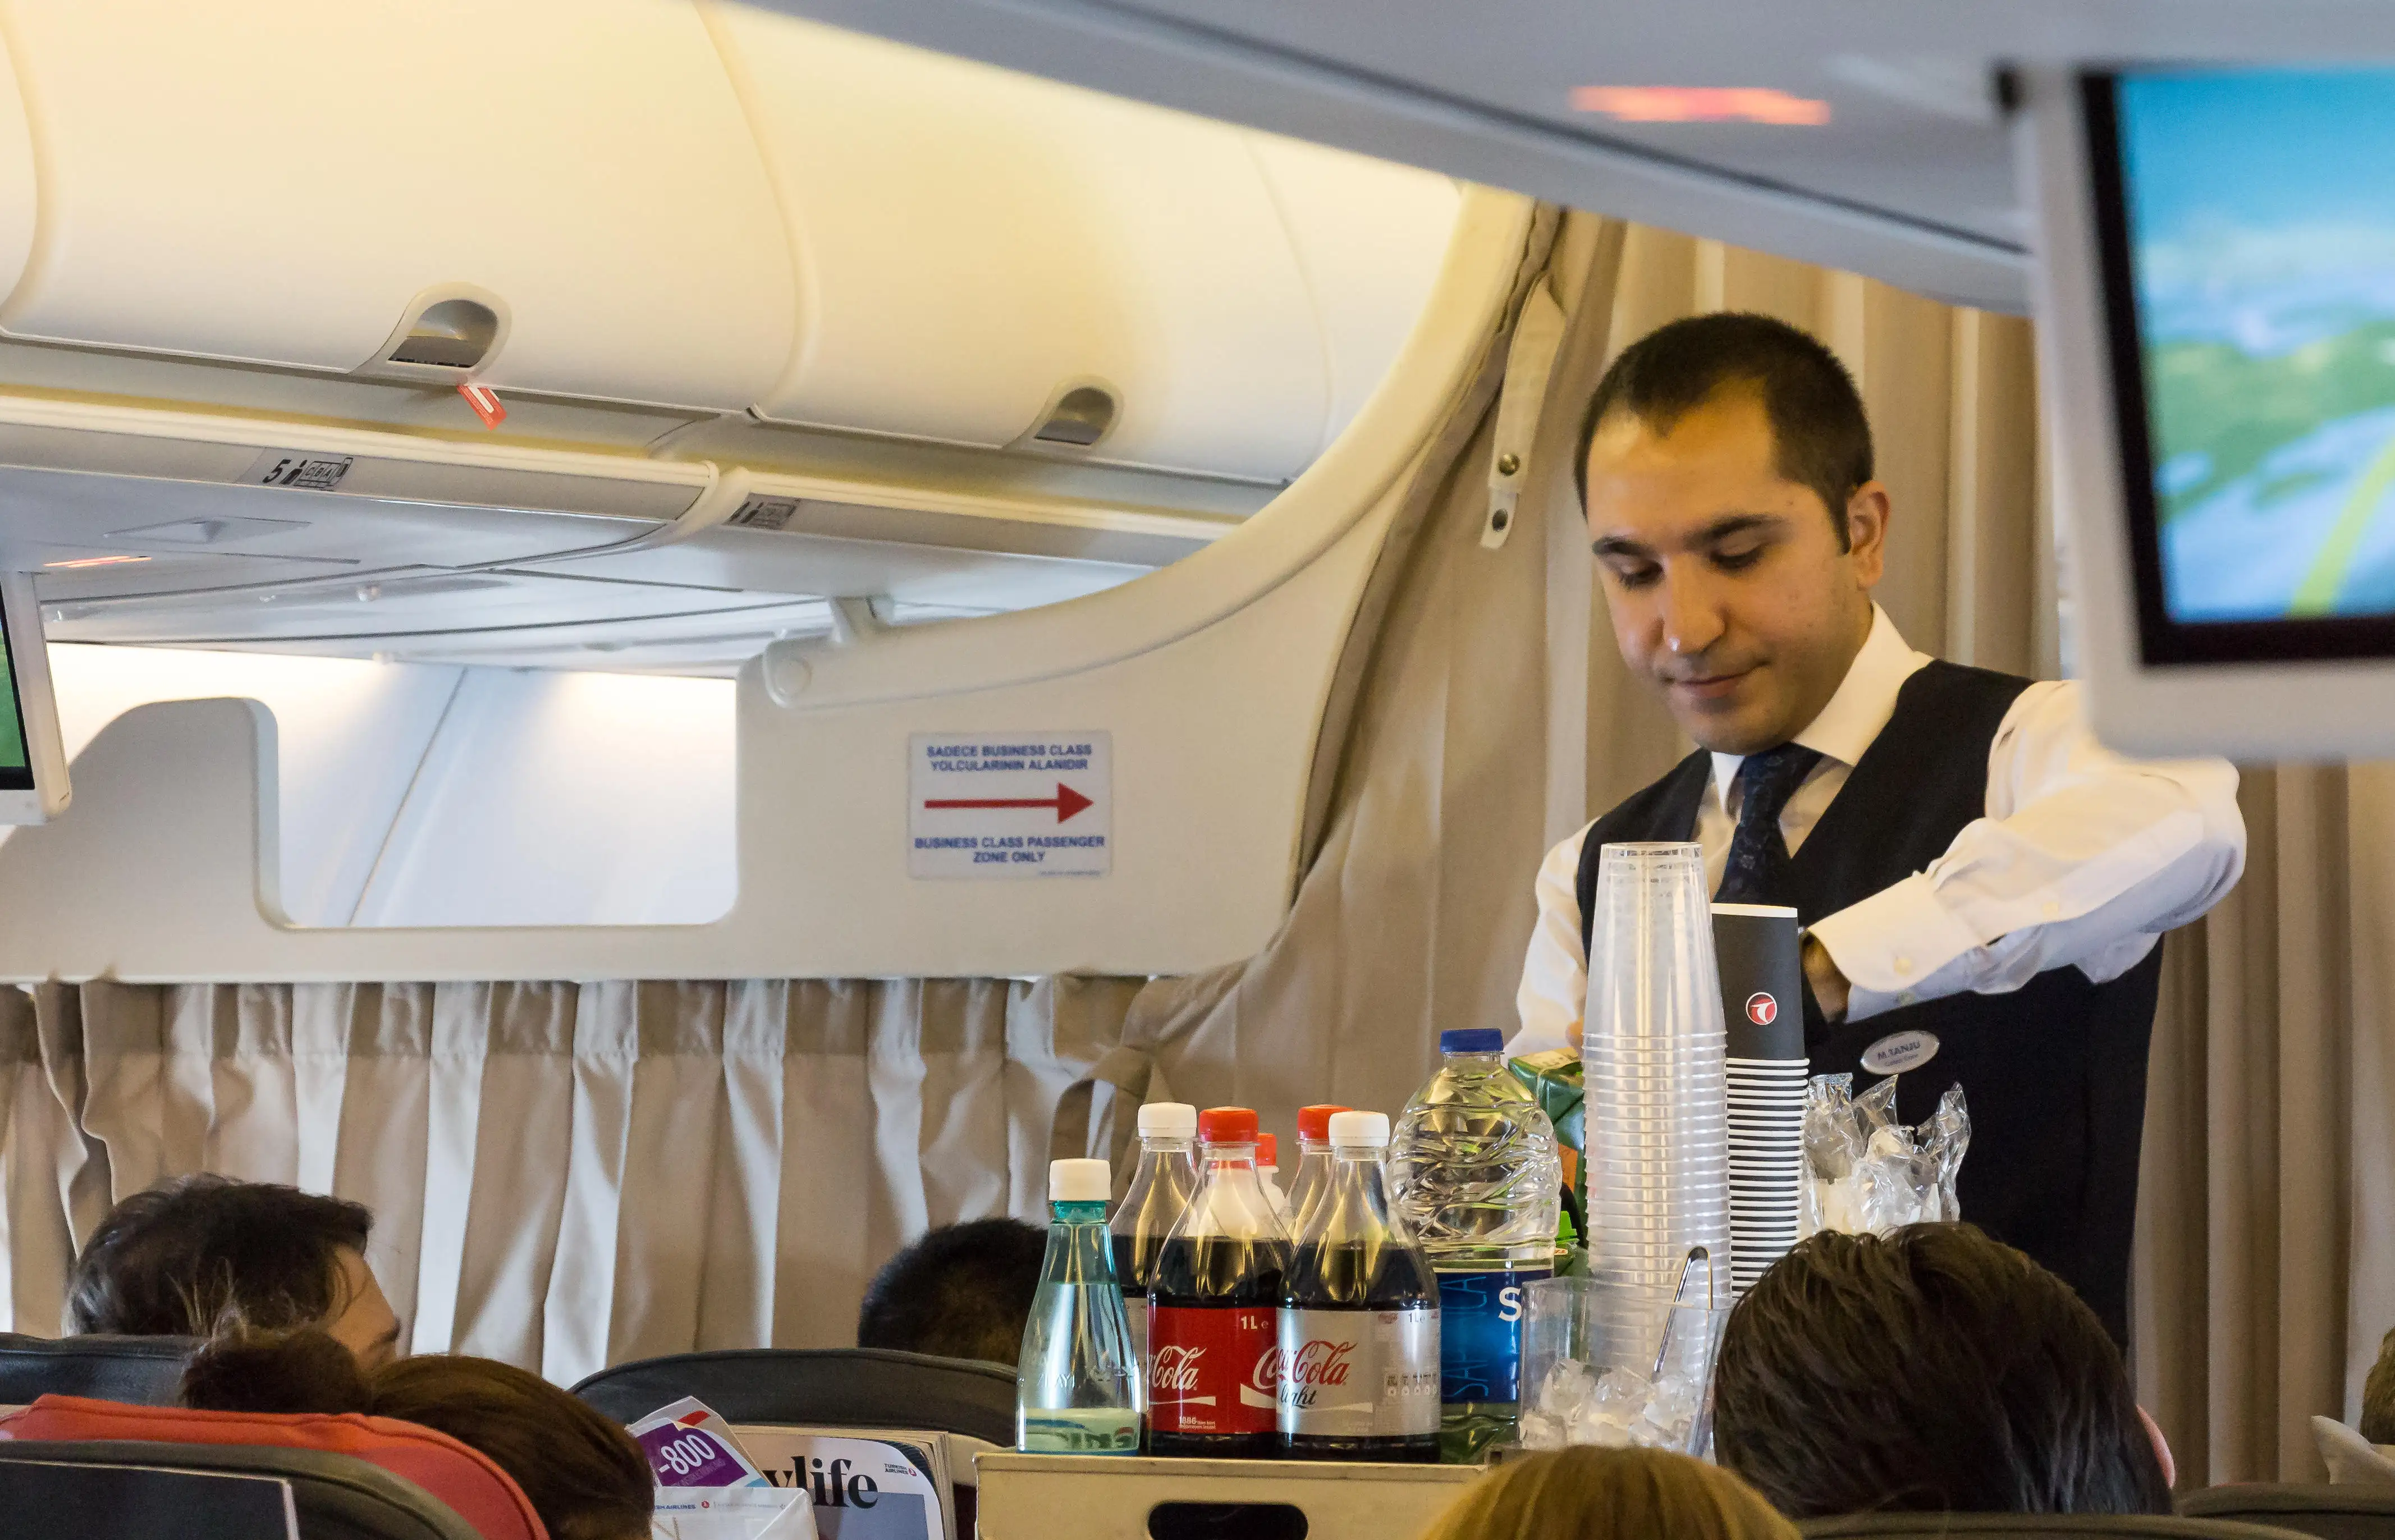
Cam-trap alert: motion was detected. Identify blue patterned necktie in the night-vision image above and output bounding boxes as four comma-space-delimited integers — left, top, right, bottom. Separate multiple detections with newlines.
1714, 743, 1825, 906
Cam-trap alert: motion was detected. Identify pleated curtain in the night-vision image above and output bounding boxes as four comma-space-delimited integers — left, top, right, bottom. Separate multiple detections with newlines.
0, 207, 2380, 1489
0, 978, 1139, 1388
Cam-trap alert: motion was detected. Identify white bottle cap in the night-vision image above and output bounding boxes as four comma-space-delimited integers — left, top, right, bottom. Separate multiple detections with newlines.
1050, 1157, 1113, 1203
1138, 1102, 1198, 1138
1327, 1110, 1390, 1148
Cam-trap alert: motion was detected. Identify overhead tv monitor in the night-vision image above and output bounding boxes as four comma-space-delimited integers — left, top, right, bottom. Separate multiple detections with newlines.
0, 571, 70, 823
2022, 64, 2395, 758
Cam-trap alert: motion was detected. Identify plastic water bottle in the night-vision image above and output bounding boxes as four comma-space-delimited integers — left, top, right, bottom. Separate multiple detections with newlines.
1285, 1104, 1352, 1235
1110, 1102, 1199, 1384
1017, 1157, 1141, 1454
1387, 1027, 1561, 1461
1147, 1107, 1290, 1458
1279, 1111, 1440, 1462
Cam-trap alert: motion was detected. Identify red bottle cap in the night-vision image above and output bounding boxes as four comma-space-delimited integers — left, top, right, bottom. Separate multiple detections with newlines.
1297, 1104, 1352, 1142
1198, 1106, 1258, 1144
1256, 1133, 1277, 1167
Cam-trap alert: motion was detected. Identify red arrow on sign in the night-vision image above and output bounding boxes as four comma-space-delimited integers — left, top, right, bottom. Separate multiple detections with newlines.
923, 782, 1094, 823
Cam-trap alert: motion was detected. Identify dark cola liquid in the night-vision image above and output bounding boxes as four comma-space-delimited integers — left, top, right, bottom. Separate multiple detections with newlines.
1281, 1240, 1440, 1461
1146, 1231, 1288, 1459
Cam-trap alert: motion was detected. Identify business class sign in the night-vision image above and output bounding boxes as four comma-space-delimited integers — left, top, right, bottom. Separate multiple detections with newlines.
908, 731, 1112, 879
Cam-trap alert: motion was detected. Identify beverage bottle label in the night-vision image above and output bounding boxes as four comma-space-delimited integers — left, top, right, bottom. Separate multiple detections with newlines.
1434, 1268, 1550, 1404
1275, 1308, 1439, 1437
1146, 1304, 1278, 1436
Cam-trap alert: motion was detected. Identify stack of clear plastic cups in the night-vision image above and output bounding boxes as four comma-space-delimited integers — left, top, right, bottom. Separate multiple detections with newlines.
1581, 843, 1730, 1348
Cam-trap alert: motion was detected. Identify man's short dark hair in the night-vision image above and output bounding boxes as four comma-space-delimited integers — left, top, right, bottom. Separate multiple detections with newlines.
857, 1217, 1047, 1366
1575, 311, 1874, 548
1714, 1224, 2171, 1517
67, 1175, 374, 1337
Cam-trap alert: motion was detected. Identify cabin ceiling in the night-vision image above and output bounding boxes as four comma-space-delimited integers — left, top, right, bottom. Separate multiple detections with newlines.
747, 0, 2395, 315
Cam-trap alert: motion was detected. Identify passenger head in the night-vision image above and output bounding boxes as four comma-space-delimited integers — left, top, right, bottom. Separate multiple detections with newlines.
2361, 1326, 2395, 1443
1577, 311, 1885, 755
857, 1216, 1047, 1364
68, 1175, 401, 1367
183, 1328, 652, 1540
1419, 1447, 1799, 1540
1713, 1223, 2172, 1516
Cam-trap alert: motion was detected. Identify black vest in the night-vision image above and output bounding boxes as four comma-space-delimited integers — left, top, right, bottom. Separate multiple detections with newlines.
1575, 660, 2160, 1344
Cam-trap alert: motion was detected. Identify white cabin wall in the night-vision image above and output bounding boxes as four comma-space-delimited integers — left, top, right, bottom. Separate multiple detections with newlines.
19, 644, 735, 929
350, 668, 736, 928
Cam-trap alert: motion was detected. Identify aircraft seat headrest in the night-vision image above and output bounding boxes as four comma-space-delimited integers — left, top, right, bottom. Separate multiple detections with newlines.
0, 1332, 193, 1408
0, 1392, 548, 1540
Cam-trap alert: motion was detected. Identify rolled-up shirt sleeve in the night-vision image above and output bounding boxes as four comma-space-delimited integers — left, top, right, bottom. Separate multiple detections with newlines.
1807, 679, 2245, 1022
1513, 823, 1595, 1056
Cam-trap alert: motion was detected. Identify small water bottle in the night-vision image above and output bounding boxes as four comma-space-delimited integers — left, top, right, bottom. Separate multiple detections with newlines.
1285, 1104, 1352, 1236
1018, 1157, 1141, 1454
1111, 1102, 1199, 1385
1388, 1027, 1560, 1461
1279, 1111, 1440, 1462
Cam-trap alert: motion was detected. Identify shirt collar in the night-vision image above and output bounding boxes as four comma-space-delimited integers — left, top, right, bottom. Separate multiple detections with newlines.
1709, 604, 1931, 803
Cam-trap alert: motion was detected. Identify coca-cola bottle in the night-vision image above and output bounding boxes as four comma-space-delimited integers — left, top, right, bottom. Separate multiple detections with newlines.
1284, 1104, 1352, 1235
1110, 1102, 1199, 1388
1146, 1106, 1290, 1459
1277, 1110, 1440, 1462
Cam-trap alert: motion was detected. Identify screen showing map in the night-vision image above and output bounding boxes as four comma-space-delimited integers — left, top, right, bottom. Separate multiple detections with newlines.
2116, 68, 2395, 627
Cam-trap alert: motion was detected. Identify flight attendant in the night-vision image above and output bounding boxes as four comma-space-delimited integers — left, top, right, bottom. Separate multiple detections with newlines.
1513, 313, 2245, 1342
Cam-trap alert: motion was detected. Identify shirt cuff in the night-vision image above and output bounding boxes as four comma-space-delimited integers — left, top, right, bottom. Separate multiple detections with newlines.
1807, 873, 1986, 1023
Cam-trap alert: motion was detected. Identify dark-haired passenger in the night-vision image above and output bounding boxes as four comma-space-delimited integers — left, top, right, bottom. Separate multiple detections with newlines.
1714, 1223, 2173, 1516
68, 1174, 403, 1367
857, 1216, 1046, 1365
1513, 311, 2245, 1341
177, 1327, 651, 1540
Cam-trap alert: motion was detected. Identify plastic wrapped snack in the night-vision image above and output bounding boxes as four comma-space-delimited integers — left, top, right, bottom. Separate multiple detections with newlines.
1798, 1075, 1969, 1238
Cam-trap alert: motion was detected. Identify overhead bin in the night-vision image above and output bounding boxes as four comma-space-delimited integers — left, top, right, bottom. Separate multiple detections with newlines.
709, 7, 1458, 482
0, 0, 795, 411
0, 398, 716, 600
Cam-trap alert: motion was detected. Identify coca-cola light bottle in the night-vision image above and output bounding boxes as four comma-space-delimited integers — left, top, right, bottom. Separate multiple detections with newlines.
1110, 1102, 1199, 1388
1146, 1106, 1290, 1458
1277, 1110, 1440, 1462
1284, 1104, 1352, 1235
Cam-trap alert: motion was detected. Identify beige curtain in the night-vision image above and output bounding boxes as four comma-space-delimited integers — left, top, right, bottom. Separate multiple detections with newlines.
0, 977, 1139, 1386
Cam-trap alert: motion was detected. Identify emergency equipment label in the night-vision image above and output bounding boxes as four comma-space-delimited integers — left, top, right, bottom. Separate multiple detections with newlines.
908, 731, 1111, 879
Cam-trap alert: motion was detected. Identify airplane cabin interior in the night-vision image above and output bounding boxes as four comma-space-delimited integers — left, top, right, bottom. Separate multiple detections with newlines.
0, 3, 2389, 1538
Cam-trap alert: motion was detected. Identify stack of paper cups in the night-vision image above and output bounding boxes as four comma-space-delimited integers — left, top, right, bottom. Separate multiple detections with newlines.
1712, 904, 1806, 1294
1582, 843, 1731, 1346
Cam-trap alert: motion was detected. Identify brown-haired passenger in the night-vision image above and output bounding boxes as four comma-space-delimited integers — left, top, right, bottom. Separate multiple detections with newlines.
68, 1174, 402, 1367
1714, 1223, 2174, 1516
1419, 1447, 1798, 1540
182, 1327, 652, 1540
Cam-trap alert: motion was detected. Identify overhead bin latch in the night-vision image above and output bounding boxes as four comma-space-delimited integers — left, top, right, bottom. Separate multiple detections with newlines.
1013, 379, 1121, 455
355, 283, 511, 386
1483, 278, 1567, 551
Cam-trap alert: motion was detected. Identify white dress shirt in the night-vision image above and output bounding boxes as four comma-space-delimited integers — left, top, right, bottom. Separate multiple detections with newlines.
1512, 606, 2247, 1055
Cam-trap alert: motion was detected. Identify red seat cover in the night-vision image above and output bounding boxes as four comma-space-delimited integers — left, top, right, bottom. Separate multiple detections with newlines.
1, 1392, 547, 1540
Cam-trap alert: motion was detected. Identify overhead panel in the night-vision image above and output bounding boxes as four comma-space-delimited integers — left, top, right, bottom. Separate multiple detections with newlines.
0, 0, 796, 411
711, 7, 1330, 480
1246, 136, 1460, 455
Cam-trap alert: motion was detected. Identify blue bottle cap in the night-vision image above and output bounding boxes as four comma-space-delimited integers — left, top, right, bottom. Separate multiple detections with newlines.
1439, 1028, 1506, 1055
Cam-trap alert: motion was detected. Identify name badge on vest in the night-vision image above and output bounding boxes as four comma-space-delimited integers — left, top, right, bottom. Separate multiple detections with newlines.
1860, 1029, 1939, 1075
